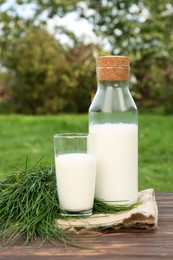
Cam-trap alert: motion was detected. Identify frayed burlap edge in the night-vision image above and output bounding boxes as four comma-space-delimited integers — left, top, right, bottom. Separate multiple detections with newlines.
57, 189, 158, 231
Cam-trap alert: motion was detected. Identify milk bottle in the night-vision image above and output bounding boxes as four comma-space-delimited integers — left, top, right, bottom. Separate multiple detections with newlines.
89, 56, 138, 205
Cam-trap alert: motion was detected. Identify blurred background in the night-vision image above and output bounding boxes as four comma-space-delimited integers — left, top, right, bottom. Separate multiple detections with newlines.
0, 0, 173, 114
0, 0, 173, 191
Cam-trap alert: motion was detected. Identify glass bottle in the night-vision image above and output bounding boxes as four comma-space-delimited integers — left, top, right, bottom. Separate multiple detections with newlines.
89, 56, 138, 205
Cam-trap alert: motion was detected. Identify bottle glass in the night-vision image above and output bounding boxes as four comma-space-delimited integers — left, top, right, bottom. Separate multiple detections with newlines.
89, 56, 138, 205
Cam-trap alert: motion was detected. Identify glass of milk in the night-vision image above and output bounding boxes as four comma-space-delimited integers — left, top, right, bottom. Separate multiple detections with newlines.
54, 133, 96, 217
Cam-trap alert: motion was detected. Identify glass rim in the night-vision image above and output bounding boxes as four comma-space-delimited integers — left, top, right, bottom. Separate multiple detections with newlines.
54, 133, 96, 139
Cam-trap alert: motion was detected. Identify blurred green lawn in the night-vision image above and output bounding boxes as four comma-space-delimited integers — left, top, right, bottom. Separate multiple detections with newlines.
0, 114, 173, 192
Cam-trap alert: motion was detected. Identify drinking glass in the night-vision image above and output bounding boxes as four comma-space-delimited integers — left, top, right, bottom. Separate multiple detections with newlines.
54, 133, 96, 217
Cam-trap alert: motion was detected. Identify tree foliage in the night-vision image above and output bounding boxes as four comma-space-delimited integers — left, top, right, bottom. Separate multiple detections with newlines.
1, 27, 96, 114
0, 0, 173, 113
77, 0, 173, 112
7, 28, 67, 114
0, 1, 96, 113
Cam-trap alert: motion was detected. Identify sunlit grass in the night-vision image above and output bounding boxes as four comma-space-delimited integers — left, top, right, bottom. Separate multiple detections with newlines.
0, 114, 88, 179
138, 113, 173, 191
0, 113, 173, 191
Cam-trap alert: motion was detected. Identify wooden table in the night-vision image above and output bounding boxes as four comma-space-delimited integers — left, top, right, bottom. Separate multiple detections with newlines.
0, 192, 173, 259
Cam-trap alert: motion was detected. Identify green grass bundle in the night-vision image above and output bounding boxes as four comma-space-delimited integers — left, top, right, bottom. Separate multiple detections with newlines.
0, 160, 140, 247
0, 161, 77, 246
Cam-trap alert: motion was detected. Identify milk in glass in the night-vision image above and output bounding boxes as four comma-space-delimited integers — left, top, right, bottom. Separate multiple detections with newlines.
55, 153, 96, 211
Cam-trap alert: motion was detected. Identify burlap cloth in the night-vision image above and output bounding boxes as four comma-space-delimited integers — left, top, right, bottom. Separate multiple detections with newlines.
57, 189, 158, 231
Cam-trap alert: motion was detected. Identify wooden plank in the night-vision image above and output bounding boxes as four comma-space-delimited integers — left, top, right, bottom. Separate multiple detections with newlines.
0, 193, 173, 259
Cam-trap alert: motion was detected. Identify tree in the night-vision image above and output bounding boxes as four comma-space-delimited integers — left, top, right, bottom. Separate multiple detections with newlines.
31, 0, 173, 112
1, 0, 173, 113
1, 25, 96, 114
2, 28, 67, 113
63, 43, 96, 113
77, 0, 173, 112
0, 0, 96, 114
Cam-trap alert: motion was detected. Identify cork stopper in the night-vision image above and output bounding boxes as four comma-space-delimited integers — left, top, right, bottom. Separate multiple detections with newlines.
96, 56, 130, 81
97, 56, 130, 67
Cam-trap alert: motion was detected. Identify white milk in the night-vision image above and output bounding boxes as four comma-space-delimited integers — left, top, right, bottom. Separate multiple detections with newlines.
55, 153, 96, 212
89, 123, 138, 205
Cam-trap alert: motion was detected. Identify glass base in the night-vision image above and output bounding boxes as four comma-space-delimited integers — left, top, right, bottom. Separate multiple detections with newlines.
60, 208, 92, 217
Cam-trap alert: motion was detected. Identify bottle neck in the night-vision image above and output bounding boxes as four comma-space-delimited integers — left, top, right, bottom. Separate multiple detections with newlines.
97, 80, 129, 89
89, 61, 137, 124
96, 79, 133, 113
89, 76, 137, 123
